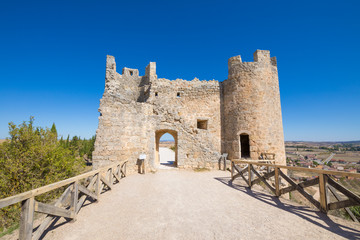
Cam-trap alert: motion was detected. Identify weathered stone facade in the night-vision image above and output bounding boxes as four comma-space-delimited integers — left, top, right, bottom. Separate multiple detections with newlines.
93, 50, 286, 172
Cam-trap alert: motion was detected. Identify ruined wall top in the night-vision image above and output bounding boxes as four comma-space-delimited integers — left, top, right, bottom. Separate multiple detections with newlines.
104, 49, 277, 97
227, 50, 277, 80
228, 50, 277, 66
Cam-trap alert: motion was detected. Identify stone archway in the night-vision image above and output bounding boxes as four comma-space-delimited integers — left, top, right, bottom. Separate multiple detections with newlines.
155, 129, 178, 167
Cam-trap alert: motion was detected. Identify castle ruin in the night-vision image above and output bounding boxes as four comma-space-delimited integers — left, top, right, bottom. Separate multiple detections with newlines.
93, 50, 286, 172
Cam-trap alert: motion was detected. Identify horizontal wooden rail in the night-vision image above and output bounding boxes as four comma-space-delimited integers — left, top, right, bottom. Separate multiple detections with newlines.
231, 159, 360, 178
231, 160, 360, 222
0, 160, 127, 240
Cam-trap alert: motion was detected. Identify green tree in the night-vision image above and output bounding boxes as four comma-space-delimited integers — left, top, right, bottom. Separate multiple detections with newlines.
0, 117, 83, 230
59, 136, 64, 147
51, 123, 58, 139
35, 127, 40, 135
65, 134, 70, 148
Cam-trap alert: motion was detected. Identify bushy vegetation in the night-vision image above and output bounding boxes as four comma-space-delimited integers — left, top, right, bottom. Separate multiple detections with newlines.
349, 206, 360, 221
0, 117, 95, 232
59, 135, 96, 160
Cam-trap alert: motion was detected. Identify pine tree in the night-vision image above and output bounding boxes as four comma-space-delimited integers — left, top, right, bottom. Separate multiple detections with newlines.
59, 136, 64, 147
88, 135, 96, 159
51, 123, 58, 140
65, 135, 70, 148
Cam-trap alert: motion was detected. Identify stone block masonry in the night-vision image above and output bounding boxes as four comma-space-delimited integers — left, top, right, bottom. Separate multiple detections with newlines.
93, 50, 286, 172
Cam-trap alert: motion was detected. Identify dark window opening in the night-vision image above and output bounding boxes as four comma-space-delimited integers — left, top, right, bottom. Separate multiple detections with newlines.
129, 71, 133, 76
197, 119, 208, 130
155, 92, 158, 97
240, 134, 250, 158
177, 92, 180, 97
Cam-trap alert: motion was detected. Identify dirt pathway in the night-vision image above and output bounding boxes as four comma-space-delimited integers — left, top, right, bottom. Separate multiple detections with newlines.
41, 170, 359, 240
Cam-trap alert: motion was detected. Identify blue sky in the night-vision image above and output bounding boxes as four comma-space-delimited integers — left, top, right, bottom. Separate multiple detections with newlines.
0, 0, 359, 141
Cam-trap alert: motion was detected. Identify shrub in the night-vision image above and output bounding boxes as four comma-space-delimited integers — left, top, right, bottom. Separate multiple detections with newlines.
0, 117, 84, 230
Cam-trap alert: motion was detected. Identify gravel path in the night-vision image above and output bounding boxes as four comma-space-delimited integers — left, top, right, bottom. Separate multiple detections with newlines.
42, 170, 360, 240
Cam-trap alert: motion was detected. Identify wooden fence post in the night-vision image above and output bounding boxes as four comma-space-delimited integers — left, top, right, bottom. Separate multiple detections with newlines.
275, 167, 280, 197
19, 197, 35, 240
248, 164, 252, 188
109, 168, 113, 187
95, 172, 101, 199
319, 174, 328, 213
231, 161, 234, 180
70, 181, 78, 220
125, 162, 127, 177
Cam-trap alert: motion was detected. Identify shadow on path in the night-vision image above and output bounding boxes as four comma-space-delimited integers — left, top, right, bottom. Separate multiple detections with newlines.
160, 160, 175, 166
214, 176, 360, 240
34, 196, 98, 239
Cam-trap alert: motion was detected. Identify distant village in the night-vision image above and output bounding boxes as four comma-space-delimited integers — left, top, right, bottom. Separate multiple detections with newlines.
285, 141, 360, 180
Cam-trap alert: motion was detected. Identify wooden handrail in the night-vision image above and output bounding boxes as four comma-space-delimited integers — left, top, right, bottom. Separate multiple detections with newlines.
0, 160, 128, 240
231, 159, 360, 222
231, 159, 360, 178
0, 160, 127, 208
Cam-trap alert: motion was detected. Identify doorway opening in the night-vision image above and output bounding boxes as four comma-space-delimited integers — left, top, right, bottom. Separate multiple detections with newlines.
155, 130, 178, 168
240, 134, 250, 159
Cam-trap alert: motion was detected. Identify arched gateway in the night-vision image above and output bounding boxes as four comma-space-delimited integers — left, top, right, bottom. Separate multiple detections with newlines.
155, 129, 178, 167
92, 50, 286, 173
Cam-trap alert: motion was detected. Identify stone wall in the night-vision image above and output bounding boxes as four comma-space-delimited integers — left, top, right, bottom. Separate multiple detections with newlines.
93, 56, 152, 171
149, 77, 222, 169
93, 50, 286, 172
93, 56, 223, 172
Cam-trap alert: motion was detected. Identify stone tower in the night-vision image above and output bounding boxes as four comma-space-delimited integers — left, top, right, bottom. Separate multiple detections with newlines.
222, 50, 285, 164
93, 50, 286, 171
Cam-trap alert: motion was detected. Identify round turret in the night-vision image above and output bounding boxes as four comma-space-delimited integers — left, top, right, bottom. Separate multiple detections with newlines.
222, 50, 285, 164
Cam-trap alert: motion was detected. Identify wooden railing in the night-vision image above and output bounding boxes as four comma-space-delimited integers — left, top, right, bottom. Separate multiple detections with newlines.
231, 160, 360, 222
0, 160, 127, 240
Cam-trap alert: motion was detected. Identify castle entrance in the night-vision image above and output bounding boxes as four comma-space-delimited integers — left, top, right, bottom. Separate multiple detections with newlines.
240, 134, 250, 159
155, 130, 178, 168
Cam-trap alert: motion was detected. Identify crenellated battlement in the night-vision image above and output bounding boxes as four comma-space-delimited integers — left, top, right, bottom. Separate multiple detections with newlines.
145, 62, 156, 78
122, 67, 139, 77
106, 50, 277, 87
227, 50, 278, 80
106, 55, 116, 71
228, 50, 277, 67
253, 49, 270, 63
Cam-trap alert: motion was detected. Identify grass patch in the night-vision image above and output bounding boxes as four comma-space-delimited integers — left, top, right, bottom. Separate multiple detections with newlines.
0, 223, 19, 238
